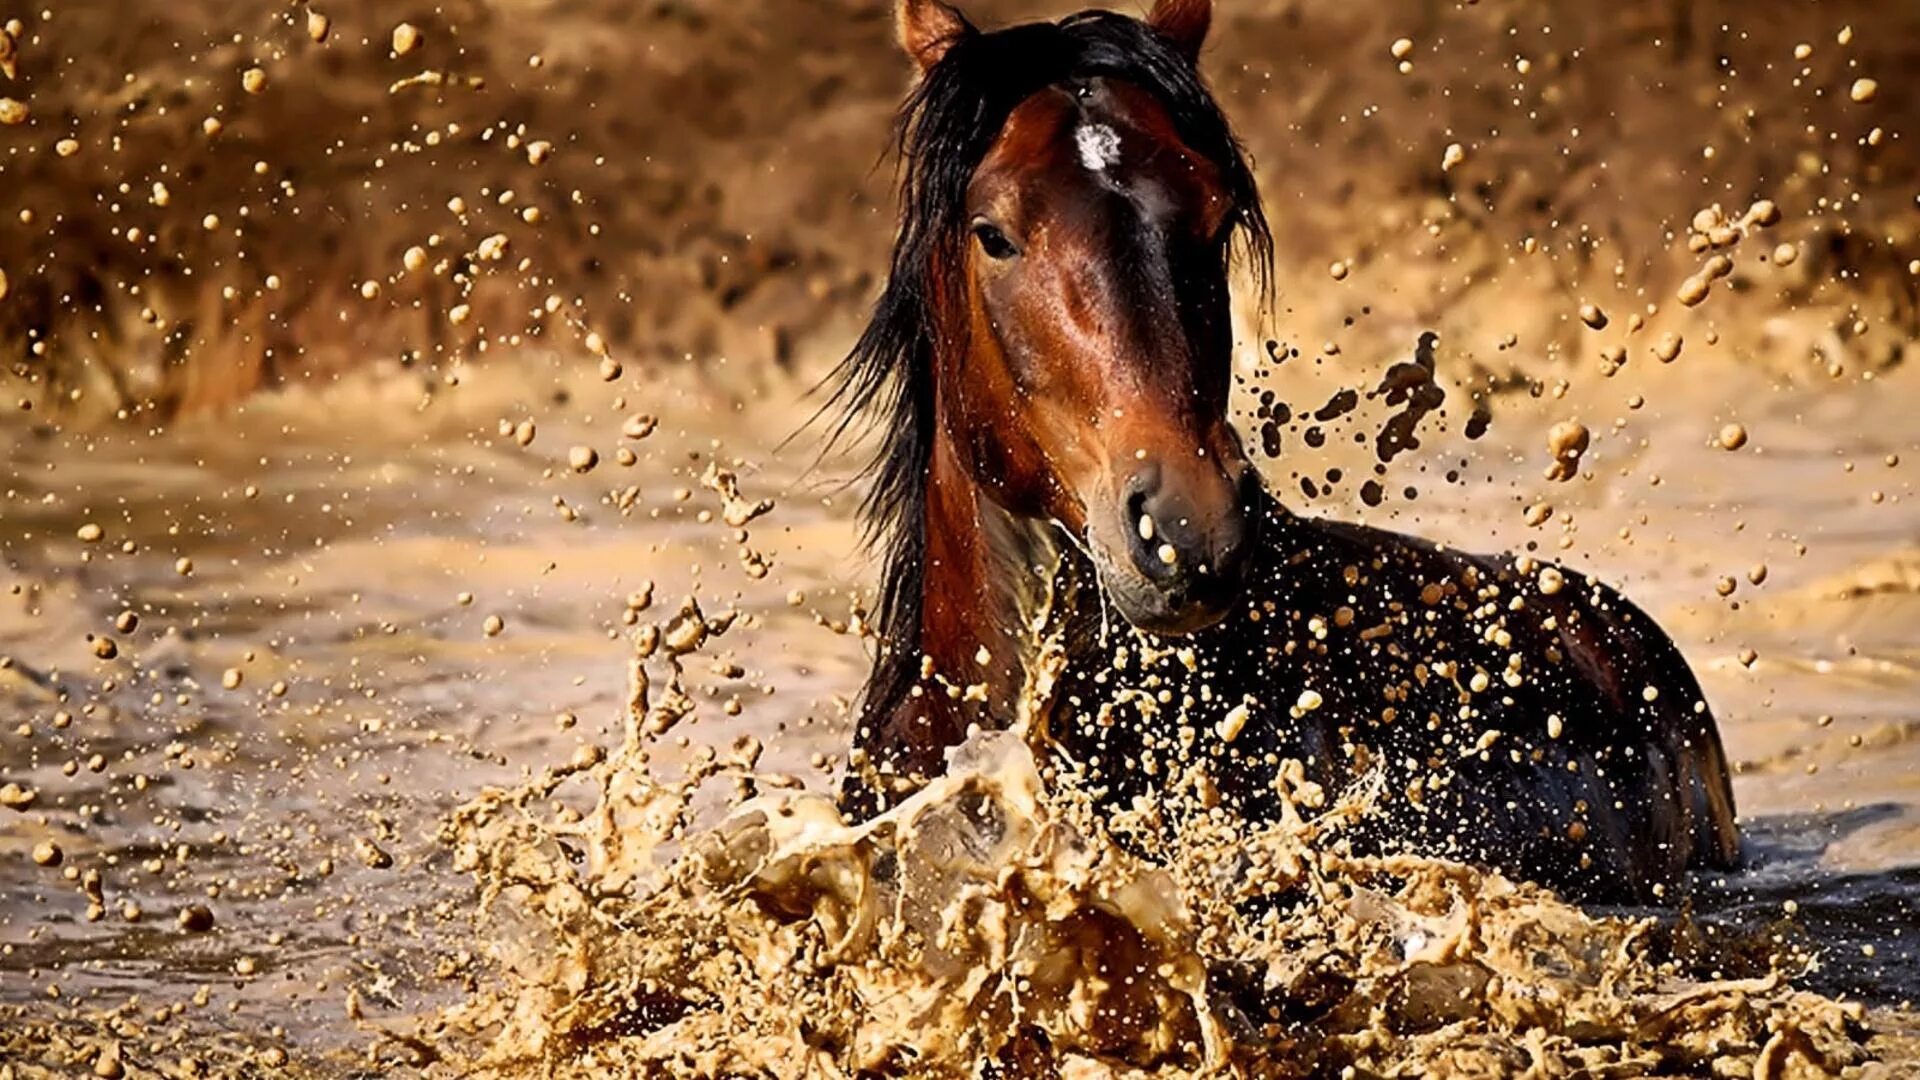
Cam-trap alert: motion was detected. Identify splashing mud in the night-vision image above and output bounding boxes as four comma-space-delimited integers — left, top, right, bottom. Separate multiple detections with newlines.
427, 632, 1880, 1077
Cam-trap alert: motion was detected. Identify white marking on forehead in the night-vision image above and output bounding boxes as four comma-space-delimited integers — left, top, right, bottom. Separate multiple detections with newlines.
1075, 122, 1122, 172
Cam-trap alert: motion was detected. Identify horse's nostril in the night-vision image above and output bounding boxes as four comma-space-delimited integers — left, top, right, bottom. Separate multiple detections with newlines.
1121, 474, 1175, 578
1119, 461, 1258, 593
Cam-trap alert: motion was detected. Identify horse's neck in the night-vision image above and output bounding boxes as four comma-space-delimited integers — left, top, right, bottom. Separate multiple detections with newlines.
915, 433, 1079, 718
846, 429, 1097, 804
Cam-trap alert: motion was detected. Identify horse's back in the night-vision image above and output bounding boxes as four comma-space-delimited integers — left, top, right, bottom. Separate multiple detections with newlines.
1229, 508, 1740, 903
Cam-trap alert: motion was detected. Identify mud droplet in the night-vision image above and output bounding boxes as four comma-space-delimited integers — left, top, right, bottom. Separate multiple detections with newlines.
1850, 77, 1878, 103
483, 614, 505, 637
1577, 303, 1608, 330
1718, 423, 1749, 450
1216, 702, 1250, 743
392, 23, 422, 56
568, 446, 599, 473
1677, 273, 1712, 306
354, 837, 394, 869
241, 67, 268, 95
307, 8, 332, 43
1545, 421, 1590, 481
32, 840, 61, 866
0, 97, 28, 126
178, 904, 216, 933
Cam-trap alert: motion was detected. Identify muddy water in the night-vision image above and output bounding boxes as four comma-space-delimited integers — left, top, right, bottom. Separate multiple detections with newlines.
1, 335, 1917, 1072
0, 360, 877, 1067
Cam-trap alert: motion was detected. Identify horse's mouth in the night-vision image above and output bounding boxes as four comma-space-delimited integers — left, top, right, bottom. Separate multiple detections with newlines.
1090, 546, 1246, 638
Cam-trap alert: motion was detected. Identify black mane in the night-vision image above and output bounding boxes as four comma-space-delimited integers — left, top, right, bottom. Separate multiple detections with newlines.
828, 9, 1274, 733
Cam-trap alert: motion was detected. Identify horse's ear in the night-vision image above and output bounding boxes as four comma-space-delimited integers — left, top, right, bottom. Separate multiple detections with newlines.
897, 0, 971, 72
1147, 0, 1211, 62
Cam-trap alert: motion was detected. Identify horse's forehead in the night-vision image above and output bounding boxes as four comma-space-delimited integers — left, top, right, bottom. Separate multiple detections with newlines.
979, 82, 1216, 206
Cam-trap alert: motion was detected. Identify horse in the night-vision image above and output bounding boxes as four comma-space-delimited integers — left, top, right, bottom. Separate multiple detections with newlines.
831, 0, 1740, 905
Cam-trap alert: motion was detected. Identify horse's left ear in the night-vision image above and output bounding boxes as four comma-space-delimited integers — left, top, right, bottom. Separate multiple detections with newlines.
897, 0, 972, 72
1147, 0, 1211, 62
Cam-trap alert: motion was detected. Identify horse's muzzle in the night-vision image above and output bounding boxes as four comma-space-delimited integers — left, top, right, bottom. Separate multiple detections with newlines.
1099, 462, 1259, 636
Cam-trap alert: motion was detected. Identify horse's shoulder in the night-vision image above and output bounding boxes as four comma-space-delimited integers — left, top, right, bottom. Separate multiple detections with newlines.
1253, 503, 1502, 585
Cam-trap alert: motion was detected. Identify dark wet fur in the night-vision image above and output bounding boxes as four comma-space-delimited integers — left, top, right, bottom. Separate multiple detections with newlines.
1046, 494, 1740, 904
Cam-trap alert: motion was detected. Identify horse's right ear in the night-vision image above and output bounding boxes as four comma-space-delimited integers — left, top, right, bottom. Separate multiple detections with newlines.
897, 0, 971, 72
1147, 0, 1211, 62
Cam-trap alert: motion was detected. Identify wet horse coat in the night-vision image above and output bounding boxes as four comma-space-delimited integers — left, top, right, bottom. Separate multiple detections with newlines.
836, 1, 1739, 904
1042, 502, 1741, 903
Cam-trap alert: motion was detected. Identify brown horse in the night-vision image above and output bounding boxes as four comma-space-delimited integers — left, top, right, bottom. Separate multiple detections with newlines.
833, 0, 1739, 905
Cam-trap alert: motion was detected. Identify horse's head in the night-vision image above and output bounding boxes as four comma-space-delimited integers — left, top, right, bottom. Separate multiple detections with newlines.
894, 0, 1269, 636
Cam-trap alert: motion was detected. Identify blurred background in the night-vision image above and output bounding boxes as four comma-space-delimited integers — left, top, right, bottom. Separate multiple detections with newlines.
2, 0, 1920, 1072
0, 0, 1915, 414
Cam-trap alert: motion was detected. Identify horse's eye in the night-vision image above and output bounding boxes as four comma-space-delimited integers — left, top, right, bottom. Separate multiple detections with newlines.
972, 222, 1020, 260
